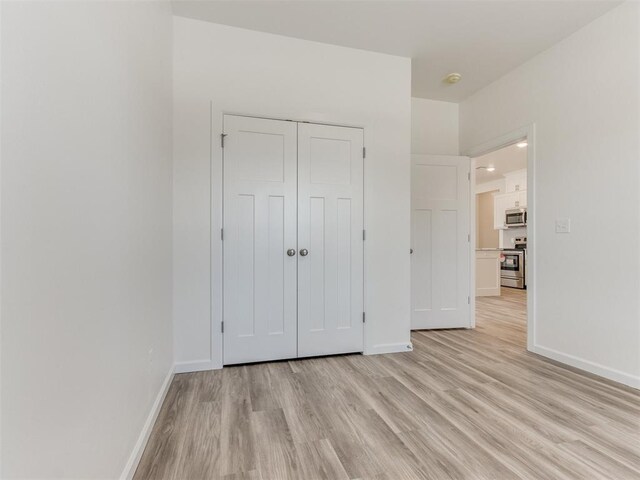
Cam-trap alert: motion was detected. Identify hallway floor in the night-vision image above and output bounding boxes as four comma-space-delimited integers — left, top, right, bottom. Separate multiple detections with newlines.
135, 288, 640, 479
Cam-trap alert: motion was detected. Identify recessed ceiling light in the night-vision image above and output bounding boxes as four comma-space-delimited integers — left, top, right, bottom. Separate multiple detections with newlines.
444, 72, 462, 84
517, 141, 528, 148
486, 166, 496, 172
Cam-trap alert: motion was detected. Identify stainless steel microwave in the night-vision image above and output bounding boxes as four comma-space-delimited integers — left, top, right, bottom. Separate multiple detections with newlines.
505, 208, 527, 228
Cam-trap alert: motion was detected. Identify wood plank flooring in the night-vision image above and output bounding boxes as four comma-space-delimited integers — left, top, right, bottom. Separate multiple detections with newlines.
135, 288, 640, 479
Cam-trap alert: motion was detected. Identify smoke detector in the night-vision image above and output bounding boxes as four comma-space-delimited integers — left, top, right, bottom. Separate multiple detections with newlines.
444, 72, 462, 84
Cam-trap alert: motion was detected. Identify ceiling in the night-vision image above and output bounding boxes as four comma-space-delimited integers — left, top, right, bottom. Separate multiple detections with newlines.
475, 143, 527, 183
172, 0, 621, 102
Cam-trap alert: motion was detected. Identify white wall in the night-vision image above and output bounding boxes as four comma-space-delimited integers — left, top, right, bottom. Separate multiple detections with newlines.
411, 97, 459, 155
1, 2, 174, 477
501, 226, 527, 250
476, 191, 500, 249
173, 17, 412, 371
460, 2, 640, 387
476, 178, 505, 194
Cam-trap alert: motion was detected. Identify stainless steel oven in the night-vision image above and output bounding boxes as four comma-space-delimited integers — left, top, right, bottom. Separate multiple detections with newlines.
505, 208, 527, 228
501, 240, 526, 289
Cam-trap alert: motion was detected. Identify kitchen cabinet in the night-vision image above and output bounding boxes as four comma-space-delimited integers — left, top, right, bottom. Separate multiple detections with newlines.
517, 190, 527, 208
493, 190, 527, 229
493, 193, 510, 229
504, 170, 527, 193
476, 250, 501, 296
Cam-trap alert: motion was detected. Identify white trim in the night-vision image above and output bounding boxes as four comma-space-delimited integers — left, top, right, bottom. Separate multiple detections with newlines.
469, 157, 476, 329
174, 359, 221, 374
475, 178, 505, 194
211, 103, 224, 371
531, 344, 640, 389
120, 366, 174, 480
0, 0, 4, 472
365, 342, 413, 355
503, 167, 527, 177
464, 124, 536, 352
463, 126, 529, 158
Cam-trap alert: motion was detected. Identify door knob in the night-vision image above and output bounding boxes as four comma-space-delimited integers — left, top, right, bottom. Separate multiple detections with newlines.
287, 249, 296, 257
299, 249, 309, 256
410, 248, 413, 254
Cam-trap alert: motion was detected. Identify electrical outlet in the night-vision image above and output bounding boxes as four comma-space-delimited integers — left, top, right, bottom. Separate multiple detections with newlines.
555, 218, 571, 233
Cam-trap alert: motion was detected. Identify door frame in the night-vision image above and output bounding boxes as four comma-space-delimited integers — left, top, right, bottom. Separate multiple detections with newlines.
464, 123, 537, 352
218, 111, 366, 368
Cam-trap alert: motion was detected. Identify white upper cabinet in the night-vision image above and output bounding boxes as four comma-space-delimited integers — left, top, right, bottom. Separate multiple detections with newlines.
493, 193, 510, 229
504, 169, 527, 193
493, 170, 527, 229
517, 190, 528, 208
494, 190, 527, 229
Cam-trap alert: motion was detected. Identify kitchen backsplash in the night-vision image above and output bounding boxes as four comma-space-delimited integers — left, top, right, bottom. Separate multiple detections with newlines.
501, 226, 527, 248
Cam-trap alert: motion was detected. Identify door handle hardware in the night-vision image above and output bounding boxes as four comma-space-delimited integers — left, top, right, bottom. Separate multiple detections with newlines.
287, 249, 296, 257
299, 249, 309, 256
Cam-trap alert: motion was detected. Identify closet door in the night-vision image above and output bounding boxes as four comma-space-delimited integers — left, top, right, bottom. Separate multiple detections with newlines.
223, 115, 298, 364
297, 124, 364, 357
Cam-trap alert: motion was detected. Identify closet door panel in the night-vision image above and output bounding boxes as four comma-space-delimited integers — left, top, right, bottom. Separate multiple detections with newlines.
223, 115, 298, 365
297, 124, 364, 357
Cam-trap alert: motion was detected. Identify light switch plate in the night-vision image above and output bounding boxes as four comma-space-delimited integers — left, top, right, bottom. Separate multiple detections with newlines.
555, 218, 571, 233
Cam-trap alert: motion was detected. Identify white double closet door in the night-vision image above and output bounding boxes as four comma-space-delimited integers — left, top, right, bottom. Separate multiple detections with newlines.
223, 115, 364, 365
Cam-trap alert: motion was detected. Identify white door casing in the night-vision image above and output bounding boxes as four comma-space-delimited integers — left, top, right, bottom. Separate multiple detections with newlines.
223, 115, 298, 364
411, 154, 471, 329
297, 123, 364, 357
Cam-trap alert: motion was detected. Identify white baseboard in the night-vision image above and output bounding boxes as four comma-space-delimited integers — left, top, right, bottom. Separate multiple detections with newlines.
531, 344, 640, 389
174, 359, 221, 373
120, 366, 174, 480
365, 342, 413, 355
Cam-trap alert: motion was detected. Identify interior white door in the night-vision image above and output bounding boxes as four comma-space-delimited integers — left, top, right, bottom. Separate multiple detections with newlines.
297, 123, 364, 357
223, 115, 298, 364
411, 154, 471, 329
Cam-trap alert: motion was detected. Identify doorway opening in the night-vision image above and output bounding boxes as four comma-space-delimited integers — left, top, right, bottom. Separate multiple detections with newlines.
471, 133, 532, 351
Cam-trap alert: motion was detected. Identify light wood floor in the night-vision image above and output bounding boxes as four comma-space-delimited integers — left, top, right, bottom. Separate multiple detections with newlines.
135, 288, 640, 479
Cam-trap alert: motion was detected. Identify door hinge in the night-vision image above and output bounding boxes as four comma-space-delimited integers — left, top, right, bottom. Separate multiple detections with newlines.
363, 230, 366, 241
363, 147, 366, 159
468, 172, 471, 181
221, 321, 224, 333
221, 228, 224, 240
468, 234, 470, 242
468, 296, 471, 304
362, 312, 366, 323
221, 133, 227, 148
